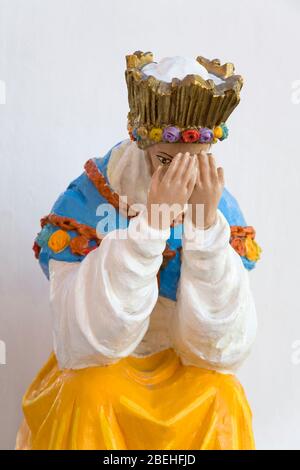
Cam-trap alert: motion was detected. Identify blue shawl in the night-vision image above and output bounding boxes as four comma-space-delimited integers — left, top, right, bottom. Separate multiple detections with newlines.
35, 140, 259, 302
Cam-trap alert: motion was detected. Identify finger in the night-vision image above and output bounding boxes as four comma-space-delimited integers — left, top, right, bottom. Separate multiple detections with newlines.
217, 167, 225, 186
161, 152, 183, 184
164, 152, 190, 184
171, 152, 191, 181
168, 152, 190, 184
194, 157, 201, 187
187, 169, 198, 197
198, 150, 209, 184
150, 166, 162, 192
207, 153, 218, 182
182, 154, 197, 187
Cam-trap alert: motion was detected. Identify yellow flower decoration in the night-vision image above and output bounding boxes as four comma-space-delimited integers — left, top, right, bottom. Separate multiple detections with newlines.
213, 126, 223, 139
149, 127, 163, 142
245, 236, 262, 262
48, 230, 71, 253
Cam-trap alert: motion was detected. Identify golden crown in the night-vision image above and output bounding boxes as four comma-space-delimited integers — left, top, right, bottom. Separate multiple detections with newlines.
125, 51, 243, 149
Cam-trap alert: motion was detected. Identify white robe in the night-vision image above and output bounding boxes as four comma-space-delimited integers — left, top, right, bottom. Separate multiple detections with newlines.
49, 140, 257, 373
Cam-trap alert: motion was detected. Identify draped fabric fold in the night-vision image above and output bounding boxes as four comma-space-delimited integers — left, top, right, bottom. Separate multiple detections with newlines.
16, 348, 254, 450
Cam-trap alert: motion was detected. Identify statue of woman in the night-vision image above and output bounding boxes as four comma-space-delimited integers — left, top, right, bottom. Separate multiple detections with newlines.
16, 52, 261, 450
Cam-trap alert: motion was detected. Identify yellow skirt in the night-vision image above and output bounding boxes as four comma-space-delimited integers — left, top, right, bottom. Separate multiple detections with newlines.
16, 348, 255, 450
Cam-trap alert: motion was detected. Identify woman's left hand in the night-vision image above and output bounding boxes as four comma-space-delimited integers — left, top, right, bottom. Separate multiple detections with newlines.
188, 150, 225, 229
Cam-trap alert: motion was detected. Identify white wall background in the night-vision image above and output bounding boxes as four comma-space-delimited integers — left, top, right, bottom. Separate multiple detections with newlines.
0, 0, 300, 450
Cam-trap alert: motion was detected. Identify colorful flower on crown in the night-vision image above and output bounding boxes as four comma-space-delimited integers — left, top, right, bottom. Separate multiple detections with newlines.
48, 229, 71, 253
182, 129, 200, 143
213, 126, 223, 139
137, 126, 148, 139
219, 123, 229, 141
132, 128, 140, 141
149, 127, 163, 142
162, 126, 181, 143
128, 123, 229, 145
199, 128, 214, 143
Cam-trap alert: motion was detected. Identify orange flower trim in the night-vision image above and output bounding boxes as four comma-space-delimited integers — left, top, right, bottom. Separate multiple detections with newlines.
37, 211, 176, 263
39, 214, 100, 256
244, 237, 262, 262
230, 237, 246, 257
48, 230, 71, 253
84, 159, 138, 219
230, 225, 256, 239
70, 236, 90, 256
161, 246, 177, 269
230, 225, 261, 262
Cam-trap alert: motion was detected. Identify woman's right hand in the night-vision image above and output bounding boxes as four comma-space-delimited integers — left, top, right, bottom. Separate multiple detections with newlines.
146, 152, 197, 230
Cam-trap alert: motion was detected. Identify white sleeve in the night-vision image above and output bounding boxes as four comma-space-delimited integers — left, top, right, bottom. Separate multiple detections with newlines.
49, 210, 170, 370
170, 209, 257, 373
